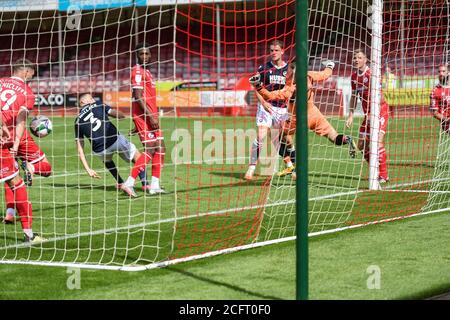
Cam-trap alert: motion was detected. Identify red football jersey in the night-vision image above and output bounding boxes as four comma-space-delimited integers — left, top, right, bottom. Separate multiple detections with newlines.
0, 76, 35, 128
430, 84, 450, 118
351, 66, 387, 115
131, 64, 157, 115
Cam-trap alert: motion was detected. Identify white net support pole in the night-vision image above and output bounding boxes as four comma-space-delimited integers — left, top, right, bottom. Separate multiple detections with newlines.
369, 0, 383, 190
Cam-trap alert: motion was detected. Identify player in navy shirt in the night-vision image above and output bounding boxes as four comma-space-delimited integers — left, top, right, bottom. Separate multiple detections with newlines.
245, 40, 290, 180
257, 59, 289, 108
74, 94, 149, 197
75, 99, 119, 153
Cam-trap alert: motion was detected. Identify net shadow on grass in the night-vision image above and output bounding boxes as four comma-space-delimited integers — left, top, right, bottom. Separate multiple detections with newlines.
166, 267, 284, 300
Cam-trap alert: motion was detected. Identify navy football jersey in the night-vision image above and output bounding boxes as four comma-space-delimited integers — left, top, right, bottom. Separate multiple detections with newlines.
74, 103, 119, 153
257, 61, 289, 108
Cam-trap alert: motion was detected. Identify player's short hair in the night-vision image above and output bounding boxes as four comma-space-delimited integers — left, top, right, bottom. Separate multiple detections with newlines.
438, 64, 448, 70
78, 93, 95, 107
269, 40, 284, 49
13, 59, 35, 72
79, 93, 91, 101
135, 42, 150, 54
354, 48, 367, 57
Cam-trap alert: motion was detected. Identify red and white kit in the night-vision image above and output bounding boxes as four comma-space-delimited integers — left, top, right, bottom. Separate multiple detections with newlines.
430, 83, 450, 133
0, 76, 35, 181
351, 66, 389, 137
131, 64, 163, 144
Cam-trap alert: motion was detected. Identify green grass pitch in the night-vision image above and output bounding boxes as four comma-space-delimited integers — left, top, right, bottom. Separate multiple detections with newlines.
0, 115, 449, 299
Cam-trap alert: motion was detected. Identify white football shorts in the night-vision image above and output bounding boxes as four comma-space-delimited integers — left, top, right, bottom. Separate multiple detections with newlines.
94, 134, 137, 162
255, 104, 289, 129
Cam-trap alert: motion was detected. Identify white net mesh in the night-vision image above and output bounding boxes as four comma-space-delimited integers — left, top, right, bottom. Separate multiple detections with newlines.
0, 0, 449, 270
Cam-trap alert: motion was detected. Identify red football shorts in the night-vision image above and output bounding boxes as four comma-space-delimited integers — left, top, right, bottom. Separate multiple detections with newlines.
14, 130, 46, 163
133, 113, 164, 146
359, 103, 389, 138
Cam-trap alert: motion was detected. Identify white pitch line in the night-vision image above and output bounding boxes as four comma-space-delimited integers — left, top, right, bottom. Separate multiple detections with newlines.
0, 199, 296, 251
4, 167, 449, 252
9, 176, 444, 248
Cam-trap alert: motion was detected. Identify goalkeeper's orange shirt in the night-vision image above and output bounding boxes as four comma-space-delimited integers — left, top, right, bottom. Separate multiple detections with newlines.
258, 67, 333, 113
131, 64, 158, 115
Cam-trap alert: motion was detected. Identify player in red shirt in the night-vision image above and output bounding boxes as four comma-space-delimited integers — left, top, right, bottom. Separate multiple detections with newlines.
0, 59, 45, 243
2, 65, 53, 224
430, 64, 450, 132
122, 43, 165, 195
345, 49, 390, 183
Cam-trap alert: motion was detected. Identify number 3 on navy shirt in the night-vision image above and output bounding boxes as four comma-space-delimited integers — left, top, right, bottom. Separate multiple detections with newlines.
82, 112, 102, 132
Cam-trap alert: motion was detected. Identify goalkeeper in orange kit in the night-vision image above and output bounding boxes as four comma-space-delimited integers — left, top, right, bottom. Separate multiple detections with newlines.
249, 60, 356, 178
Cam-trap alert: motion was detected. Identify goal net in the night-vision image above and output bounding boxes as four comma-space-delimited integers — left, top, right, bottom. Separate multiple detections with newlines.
0, 0, 448, 270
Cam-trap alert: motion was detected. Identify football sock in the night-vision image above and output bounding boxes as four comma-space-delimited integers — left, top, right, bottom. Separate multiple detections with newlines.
12, 180, 33, 230
138, 170, 148, 187
152, 152, 164, 179
279, 142, 288, 158
151, 176, 160, 189
104, 161, 124, 184
131, 152, 152, 179
250, 139, 261, 165
4, 183, 14, 212
6, 207, 16, 217
379, 147, 388, 178
287, 147, 296, 165
23, 229, 34, 239
33, 161, 52, 177
124, 176, 136, 188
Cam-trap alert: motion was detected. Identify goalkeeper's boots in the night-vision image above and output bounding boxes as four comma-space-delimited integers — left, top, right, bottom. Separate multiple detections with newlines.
121, 184, 138, 198
347, 135, 357, 158
24, 233, 47, 244
277, 165, 296, 177
1, 213, 15, 225
21, 161, 33, 187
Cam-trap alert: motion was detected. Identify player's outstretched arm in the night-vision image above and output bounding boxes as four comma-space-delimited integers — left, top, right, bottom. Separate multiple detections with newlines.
133, 88, 159, 130
76, 139, 100, 179
307, 61, 334, 83
255, 91, 274, 114
257, 84, 295, 101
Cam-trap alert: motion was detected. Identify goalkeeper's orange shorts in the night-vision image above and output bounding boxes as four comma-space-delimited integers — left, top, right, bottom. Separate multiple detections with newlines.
308, 105, 333, 137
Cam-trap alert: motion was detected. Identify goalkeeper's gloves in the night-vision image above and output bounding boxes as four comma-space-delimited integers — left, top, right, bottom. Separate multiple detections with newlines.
249, 74, 262, 89
322, 60, 335, 70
